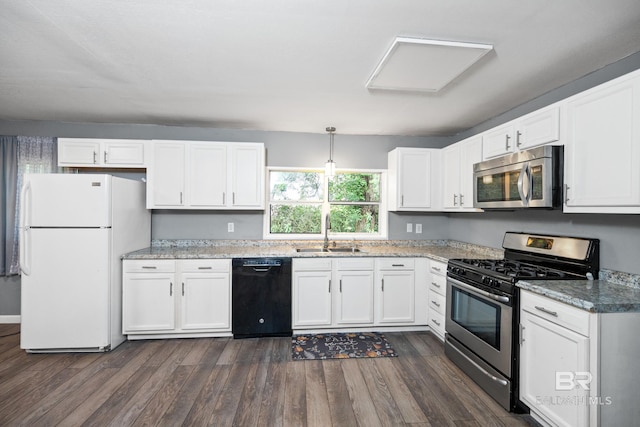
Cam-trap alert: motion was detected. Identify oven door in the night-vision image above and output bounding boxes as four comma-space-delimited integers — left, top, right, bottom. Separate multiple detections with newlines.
445, 276, 513, 377
473, 156, 553, 209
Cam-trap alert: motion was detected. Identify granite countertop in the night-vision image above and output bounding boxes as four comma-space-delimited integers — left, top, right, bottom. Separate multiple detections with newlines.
517, 278, 640, 313
123, 239, 504, 264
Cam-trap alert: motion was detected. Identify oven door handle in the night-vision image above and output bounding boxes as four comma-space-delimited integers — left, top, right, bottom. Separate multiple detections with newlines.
446, 336, 509, 386
448, 276, 511, 304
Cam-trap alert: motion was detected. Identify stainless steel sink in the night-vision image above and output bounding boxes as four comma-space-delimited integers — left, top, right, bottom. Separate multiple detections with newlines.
328, 247, 361, 253
295, 247, 362, 253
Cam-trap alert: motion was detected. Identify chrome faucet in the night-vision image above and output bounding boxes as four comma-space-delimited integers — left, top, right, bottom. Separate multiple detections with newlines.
323, 213, 331, 250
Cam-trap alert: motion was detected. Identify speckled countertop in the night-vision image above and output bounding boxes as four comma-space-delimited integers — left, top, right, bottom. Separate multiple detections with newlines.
517, 270, 640, 313
123, 239, 504, 263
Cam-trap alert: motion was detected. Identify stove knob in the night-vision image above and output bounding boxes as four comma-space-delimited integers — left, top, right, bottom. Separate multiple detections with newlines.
482, 276, 490, 285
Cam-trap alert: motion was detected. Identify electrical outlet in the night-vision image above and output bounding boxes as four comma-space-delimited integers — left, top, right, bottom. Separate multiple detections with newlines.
406, 223, 413, 233
416, 224, 422, 234
227, 222, 234, 232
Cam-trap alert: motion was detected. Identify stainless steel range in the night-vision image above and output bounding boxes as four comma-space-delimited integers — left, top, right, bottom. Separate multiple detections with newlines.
444, 232, 599, 412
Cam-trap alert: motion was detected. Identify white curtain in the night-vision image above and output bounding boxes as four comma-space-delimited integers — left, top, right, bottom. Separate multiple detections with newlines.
4, 136, 57, 275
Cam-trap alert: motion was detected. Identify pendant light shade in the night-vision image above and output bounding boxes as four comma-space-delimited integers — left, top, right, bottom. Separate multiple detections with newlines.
325, 126, 336, 178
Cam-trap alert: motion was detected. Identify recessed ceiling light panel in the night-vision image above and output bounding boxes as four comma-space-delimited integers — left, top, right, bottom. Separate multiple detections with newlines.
366, 37, 493, 92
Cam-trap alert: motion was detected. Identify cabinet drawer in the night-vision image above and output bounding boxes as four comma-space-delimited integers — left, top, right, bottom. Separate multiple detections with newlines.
179, 259, 230, 273
429, 274, 446, 296
376, 258, 415, 270
429, 313, 445, 336
521, 290, 590, 336
430, 260, 447, 276
335, 258, 374, 271
124, 260, 176, 273
429, 292, 445, 315
293, 258, 332, 271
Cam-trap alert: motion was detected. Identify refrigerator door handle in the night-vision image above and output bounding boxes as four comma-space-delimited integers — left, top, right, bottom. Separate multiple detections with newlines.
20, 180, 32, 276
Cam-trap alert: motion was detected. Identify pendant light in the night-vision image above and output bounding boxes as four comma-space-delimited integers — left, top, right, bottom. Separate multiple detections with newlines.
325, 126, 336, 178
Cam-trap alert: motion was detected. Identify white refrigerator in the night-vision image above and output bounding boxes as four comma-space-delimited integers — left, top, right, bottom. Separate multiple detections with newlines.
19, 174, 151, 352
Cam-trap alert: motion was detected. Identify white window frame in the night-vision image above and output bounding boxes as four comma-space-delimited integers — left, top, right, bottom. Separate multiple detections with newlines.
263, 166, 388, 240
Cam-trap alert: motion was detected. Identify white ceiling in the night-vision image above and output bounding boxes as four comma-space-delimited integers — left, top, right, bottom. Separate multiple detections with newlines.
2, 0, 640, 137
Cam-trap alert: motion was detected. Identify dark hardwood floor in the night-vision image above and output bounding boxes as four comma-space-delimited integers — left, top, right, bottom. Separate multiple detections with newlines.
0, 324, 537, 426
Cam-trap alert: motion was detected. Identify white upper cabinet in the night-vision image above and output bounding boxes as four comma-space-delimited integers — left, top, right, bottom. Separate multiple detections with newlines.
388, 147, 441, 211
58, 138, 146, 168
442, 135, 482, 210
147, 140, 265, 210
564, 69, 640, 213
482, 105, 561, 159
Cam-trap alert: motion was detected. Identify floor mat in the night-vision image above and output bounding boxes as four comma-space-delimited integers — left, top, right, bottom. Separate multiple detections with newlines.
291, 332, 398, 360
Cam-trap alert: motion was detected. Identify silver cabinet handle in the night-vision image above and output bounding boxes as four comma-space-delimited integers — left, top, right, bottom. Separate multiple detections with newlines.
431, 281, 441, 288
431, 300, 440, 307
382, 278, 385, 292
459, 193, 464, 206
453, 194, 458, 206
401, 195, 404, 207
432, 318, 441, 327
328, 279, 331, 293
222, 192, 226, 205
180, 192, 183, 204
198, 266, 212, 270
516, 130, 522, 147
534, 306, 558, 317
104, 150, 108, 163
432, 267, 442, 272
141, 266, 157, 269
170, 282, 173, 296
182, 282, 185, 296
340, 279, 343, 292
505, 134, 511, 151
232, 192, 236, 205
565, 184, 571, 203
93, 151, 97, 164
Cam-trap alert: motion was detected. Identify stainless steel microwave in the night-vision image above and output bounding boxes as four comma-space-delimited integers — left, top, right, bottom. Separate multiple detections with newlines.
473, 145, 563, 209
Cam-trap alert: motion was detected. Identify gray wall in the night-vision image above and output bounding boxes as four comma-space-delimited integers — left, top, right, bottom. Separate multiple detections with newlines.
2, 52, 640, 316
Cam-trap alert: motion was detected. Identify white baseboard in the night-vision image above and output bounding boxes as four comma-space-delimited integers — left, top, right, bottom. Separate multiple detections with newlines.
0, 315, 21, 324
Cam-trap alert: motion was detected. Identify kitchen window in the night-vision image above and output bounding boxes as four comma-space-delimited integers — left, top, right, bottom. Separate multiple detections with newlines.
264, 167, 387, 240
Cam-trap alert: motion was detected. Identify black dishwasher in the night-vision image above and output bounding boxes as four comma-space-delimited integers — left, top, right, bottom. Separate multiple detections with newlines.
231, 258, 292, 339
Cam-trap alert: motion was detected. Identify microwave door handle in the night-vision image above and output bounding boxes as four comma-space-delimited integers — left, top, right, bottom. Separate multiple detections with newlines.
518, 163, 529, 207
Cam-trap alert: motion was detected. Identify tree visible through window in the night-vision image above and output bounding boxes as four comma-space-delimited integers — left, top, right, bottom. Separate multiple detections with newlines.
266, 168, 385, 239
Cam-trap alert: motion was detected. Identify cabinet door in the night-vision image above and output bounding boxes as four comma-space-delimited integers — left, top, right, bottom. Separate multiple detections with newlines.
520, 310, 589, 427
482, 123, 514, 159
516, 106, 560, 150
459, 136, 482, 209
398, 149, 432, 209
150, 142, 185, 207
58, 139, 101, 166
335, 270, 374, 325
123, 273, 175, 332
565, 76, 640, 210
231, 144, 265, 208
104, 141, 145, 166
189, 143, 227, 207
377, 270, 415, 324
293, 271, 332, 327
442, 144, 461, 209
180, 272, 230, 330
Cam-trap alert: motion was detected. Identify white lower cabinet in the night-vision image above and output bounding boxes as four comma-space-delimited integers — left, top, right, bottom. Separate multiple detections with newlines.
427, 259, 447, 340
375, 258, 415, 324
123, 259, 231, 338
520, 290, 640, 427
292, 257, 428, 332
292, 258, 333, 327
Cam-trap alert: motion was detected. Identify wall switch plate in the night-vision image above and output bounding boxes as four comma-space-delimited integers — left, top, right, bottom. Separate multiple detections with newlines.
227, 222, 234, 232
416, 224, 422, 234
406, 223, 413, 233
